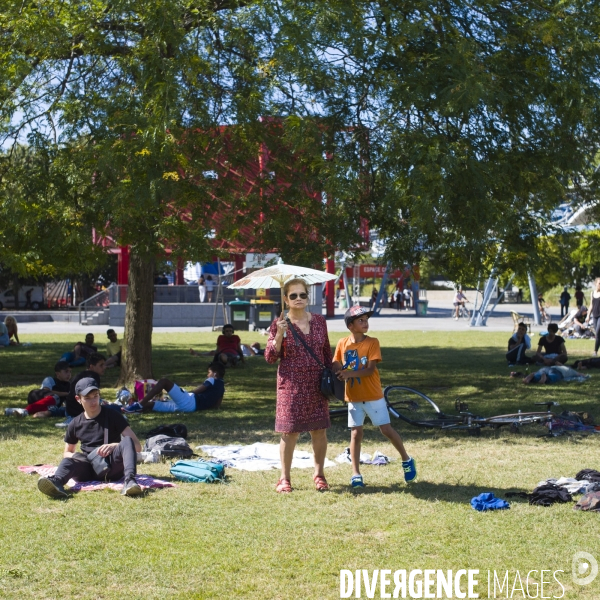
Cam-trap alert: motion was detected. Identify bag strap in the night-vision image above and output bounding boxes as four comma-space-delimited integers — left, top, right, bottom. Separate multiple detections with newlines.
285, 317, 326, 370
103, 409, 108, 445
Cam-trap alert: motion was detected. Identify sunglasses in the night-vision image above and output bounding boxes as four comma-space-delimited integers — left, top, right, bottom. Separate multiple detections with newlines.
288, 293, 308, 300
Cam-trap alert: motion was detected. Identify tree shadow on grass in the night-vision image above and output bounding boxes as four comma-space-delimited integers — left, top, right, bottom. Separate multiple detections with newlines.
336, 480, 530, 503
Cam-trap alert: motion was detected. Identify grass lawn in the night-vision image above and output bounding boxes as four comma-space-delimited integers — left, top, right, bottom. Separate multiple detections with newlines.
1, 330, 599, 599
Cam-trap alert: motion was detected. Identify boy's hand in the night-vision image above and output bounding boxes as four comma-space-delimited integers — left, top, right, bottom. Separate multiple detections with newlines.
336, 370, 354, 381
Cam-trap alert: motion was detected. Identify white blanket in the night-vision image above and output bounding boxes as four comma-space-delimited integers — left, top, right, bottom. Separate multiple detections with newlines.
198, 442, 336, 471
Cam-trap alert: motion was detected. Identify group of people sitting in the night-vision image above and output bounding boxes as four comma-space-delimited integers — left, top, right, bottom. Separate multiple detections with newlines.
59, 330, 122, 369
506, 322, 591, 384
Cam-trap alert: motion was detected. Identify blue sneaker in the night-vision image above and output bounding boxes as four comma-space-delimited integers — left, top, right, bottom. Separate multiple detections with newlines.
350, 475, 365, 488
123, 402, 143, 414
402, 457, 417, 483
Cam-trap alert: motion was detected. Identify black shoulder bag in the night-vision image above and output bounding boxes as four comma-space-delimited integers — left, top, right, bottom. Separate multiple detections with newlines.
285, 318, 345, 401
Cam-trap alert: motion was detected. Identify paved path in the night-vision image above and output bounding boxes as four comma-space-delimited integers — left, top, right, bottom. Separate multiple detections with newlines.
8, 302, 559, 335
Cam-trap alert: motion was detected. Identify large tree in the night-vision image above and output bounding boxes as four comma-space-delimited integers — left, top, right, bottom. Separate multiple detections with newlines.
266, 1, 600, 279
0, 1, 367, 382
3, 0, 600, 381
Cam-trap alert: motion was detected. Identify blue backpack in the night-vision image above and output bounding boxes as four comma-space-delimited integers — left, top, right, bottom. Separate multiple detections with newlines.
169, 459, 225, 483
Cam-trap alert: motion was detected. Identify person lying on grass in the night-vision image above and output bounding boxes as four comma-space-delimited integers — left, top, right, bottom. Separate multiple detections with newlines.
37, 377, 143, 499
332, 305, 417, 489
535, 323, 568, 366
521, 365, 588, 384
124, 362, 225, 414
5, 360, 73, 418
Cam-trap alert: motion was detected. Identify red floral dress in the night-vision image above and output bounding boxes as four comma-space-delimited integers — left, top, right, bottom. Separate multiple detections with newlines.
265, 314, 332, 433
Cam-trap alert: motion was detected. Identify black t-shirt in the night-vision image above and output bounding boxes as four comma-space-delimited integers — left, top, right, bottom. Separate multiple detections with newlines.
41, 377, 71, 395
64, 405, 129, 455
538, 335, 565, 355
65, 370, 101, 418
194, 377, 225, 409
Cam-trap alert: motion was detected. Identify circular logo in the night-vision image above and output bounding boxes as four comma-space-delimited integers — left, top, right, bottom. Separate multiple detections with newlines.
572, 552, 598, 586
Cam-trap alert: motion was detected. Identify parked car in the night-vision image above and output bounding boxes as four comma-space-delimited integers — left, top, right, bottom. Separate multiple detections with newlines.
0, 287, 44, 310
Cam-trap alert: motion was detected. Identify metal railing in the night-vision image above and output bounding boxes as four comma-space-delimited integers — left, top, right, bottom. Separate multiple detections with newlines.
78, 284, 115, 324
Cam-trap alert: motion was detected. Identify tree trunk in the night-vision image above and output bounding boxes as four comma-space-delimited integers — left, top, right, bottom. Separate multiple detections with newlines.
119, 249, 155, 385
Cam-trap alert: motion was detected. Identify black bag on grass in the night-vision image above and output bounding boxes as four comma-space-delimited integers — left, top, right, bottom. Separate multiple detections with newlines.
145, 424, 188, 439
144, 435, 193, 459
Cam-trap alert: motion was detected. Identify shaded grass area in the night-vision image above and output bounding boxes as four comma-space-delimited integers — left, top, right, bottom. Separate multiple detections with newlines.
0, 331, 599, 599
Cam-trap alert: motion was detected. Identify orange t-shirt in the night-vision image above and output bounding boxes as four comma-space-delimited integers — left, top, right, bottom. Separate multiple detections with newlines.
333, 335, 383, 402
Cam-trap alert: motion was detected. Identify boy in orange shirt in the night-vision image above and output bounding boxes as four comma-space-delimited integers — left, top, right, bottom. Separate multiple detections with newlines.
332, 306, 417, 488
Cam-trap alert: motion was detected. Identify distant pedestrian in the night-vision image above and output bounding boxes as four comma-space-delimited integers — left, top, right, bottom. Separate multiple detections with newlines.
559, 286, 571, 318
205, 275, 215, 302
198, 275, 206, 303
575, 285, 584, 308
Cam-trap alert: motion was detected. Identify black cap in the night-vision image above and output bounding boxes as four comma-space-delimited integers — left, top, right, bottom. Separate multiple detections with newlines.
75, 377, 100, 397
344, 305, 374, 327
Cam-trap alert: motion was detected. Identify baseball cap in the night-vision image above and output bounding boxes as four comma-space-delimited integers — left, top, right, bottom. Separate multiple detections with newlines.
344, 305, 374, 327
75, 377, 100, 397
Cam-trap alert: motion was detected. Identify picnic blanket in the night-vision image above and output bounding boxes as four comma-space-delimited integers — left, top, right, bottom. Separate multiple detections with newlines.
18, 465, 175, 492
198, 442, 337, 471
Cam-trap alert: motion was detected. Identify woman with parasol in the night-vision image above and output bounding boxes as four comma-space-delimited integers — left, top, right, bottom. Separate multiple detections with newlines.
264, 278, 333, 493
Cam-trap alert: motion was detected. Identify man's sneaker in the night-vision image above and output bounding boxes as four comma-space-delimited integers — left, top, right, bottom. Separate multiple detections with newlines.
123, 402, 143, 414
5, 408, 28, 417
55, 416, 73, 428
350, 475, 365, 488
121, 476, 143, 496
402, 457, 418, 483
38, 477, 69, 499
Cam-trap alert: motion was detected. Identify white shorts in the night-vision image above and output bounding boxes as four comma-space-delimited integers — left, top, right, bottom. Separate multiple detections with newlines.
348, 398, 390, 428
152, 383, 196, 413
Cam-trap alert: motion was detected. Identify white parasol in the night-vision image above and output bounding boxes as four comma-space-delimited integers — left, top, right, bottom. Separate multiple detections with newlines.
229, 263, 337, 335
229, 263, 337, 292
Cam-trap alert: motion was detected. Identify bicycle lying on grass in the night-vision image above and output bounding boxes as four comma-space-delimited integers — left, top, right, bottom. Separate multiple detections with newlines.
330, 385, 563, 437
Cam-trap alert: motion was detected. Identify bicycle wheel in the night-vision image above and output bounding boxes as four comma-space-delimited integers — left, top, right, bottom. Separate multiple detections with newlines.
461, 306, 471, 320
482, 412, 551, 429
384, 386, 458, 428
329, 402, 348, 420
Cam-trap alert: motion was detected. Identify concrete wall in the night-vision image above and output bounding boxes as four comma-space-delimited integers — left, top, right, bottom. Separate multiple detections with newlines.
6, 311, 80, 323
109, 303, 322, 328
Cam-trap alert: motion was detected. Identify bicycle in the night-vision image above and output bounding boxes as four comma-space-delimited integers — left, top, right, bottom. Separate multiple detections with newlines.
383, 386, 561, 436
330, 386, 561, 437
539, 304, 553, 324
457, 302, 471, 320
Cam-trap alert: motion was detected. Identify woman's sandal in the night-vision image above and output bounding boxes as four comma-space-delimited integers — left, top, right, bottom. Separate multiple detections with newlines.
313, 475, 329, 492
275, 478, 292, 493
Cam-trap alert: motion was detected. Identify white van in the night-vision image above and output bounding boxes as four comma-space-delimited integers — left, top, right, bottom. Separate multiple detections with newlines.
0, 286, 44, 310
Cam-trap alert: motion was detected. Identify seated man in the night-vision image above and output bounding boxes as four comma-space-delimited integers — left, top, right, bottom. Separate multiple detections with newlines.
124, 362, 225, 414
55, 353, 107, 428
42, 360, 72, 399
60, 333, 98, 367
523, 365, 587, 384
189, 324, 244, 366
535, 323, 567, 365
105, 329, 123, 369
506, 323, 535, 365
37, 378, 143, 498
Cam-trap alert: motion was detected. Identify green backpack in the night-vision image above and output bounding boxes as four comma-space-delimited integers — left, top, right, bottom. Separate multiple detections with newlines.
170, 459, 225, 483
